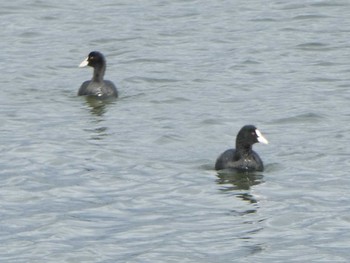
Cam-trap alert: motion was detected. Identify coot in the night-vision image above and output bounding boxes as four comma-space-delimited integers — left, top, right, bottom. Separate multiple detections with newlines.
78, 51, 118, 98
215, 125, 268, 171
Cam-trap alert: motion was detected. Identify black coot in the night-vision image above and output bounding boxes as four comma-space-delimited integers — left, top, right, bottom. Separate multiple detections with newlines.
78, 51, 118, 98
215, 125, 268, 171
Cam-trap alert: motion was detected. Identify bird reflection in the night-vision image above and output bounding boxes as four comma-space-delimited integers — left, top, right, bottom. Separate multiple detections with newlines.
82, 96, 116, 140
216, 170, 264, 204
89, 126, 108, 141
215, 170, 265, 255
216, 170, 264, 190
84, 96, 116, 116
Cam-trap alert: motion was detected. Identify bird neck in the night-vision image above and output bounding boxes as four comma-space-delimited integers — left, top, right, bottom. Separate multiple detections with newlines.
92, 64, 106, 82
236, 140, 252, 156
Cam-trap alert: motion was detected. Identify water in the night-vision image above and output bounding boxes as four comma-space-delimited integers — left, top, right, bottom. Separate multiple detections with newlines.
1, 0, 350, 262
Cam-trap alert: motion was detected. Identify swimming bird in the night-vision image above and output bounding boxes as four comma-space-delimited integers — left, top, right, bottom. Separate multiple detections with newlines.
215, 125, 268, 171
78, 51, 118, 98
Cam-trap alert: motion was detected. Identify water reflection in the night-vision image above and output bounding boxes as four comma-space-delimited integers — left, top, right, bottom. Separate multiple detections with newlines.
82, 96, 116, 140
216, 170, 264, 204
216, 170, 265, 256
216, 170, 264, 190
89, 126, 109, 141
84, 96, 116, 116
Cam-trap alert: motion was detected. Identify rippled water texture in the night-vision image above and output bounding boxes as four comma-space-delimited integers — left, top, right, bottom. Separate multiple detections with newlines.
1, 0, 350, 262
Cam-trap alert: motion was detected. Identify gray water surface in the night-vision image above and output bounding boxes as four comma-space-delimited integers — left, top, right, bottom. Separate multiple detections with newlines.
1, 0, 350, 262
